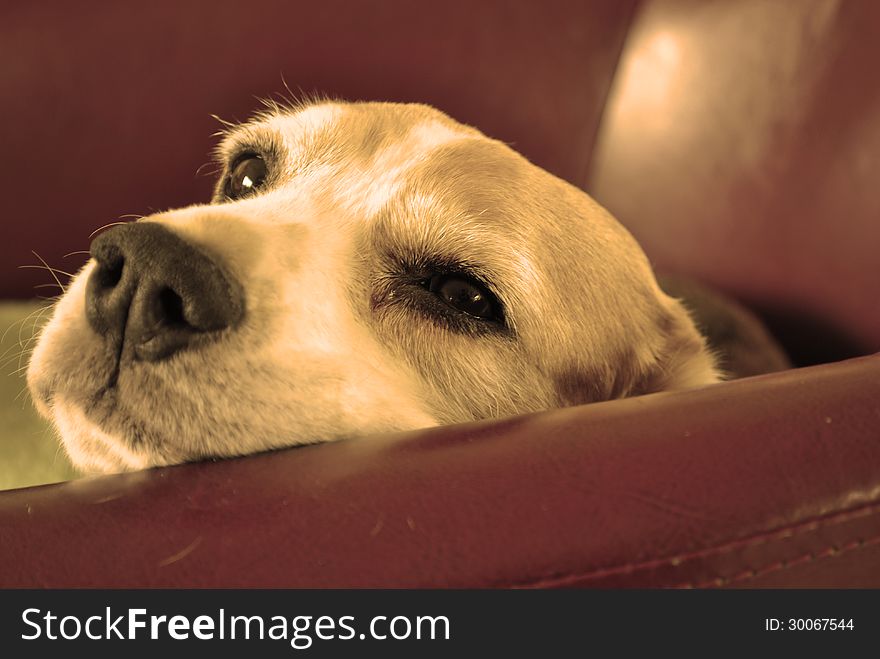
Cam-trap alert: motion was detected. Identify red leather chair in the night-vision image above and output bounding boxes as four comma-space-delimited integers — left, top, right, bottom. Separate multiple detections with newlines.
2, 0, 878, 587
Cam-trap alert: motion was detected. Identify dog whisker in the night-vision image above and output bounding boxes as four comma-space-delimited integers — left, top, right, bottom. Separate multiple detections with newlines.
2, 346, 33, 374
210, 113, 238, 130
9, 323, 43, 370
0, 346, 23, 368
10, 362, 32, 377
88, 220, 131, 239
19, 264, 74, 278
17, 386, 31, 407
21, 252, 70, 295
0, 303, 51, 351
278, 73, 300, 110
195, 162, 221, 177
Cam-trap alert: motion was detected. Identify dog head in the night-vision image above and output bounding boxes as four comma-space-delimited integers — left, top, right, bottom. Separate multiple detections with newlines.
27, 100, 719, 473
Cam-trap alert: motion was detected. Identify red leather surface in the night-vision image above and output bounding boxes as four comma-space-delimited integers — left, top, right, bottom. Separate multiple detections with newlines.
2, 354, 878, 588
2, 0, 635, 298
589, 0, 880, 354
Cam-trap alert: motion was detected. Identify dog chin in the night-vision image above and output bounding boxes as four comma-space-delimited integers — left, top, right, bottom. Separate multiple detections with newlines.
52, 396, 156, 474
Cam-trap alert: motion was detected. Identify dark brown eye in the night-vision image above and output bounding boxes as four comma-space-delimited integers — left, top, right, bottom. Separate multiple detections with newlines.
225, 154, 268, 200
427, 274, 501, 321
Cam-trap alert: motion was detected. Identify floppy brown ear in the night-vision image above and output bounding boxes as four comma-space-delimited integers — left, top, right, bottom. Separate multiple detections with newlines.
637, 301, 722, 394
657, 274, 791, 379
553, 299, 721, 408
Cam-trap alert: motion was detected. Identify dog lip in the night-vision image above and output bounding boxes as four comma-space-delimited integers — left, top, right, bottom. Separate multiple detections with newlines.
105, 344, 124, 389
79, 388, 150, 453
84, 381, 118, 416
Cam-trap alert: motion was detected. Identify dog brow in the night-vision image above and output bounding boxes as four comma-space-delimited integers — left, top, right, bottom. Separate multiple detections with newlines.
215, 124, 283, 165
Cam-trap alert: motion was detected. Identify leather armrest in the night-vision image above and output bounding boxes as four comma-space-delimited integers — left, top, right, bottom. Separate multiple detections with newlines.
2, 354, 878, 588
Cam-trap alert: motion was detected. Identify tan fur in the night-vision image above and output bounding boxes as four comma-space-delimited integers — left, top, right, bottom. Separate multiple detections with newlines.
27, 100, 720, 473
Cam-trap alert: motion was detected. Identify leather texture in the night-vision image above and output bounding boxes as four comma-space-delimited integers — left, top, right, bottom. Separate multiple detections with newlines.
1, 355, 878, 587
2, 0, 878, 588
588, 0, 880, 361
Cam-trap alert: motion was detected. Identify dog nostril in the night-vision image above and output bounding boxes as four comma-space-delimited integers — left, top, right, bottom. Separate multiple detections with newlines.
86, 222, 244, 362
157, 287, 185, 327
96, 254, 124, 289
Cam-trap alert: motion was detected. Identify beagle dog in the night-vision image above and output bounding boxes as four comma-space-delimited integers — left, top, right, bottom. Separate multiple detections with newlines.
28, 100, 734, 474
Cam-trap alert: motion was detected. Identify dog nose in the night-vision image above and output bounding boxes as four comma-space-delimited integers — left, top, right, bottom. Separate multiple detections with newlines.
85, 222, 244, 362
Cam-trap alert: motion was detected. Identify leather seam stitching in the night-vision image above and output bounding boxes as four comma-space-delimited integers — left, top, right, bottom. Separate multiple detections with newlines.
674, 532, 880, 588
505, 498, 880, 589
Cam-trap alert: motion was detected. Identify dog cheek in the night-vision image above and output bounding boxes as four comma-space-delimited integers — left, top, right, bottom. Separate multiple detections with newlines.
337, 368, 439, 432
26, 272, 99, 410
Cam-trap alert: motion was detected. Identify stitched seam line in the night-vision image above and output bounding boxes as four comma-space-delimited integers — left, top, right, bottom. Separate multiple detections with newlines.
674, 533, 880, 588
505, 499, 880, 589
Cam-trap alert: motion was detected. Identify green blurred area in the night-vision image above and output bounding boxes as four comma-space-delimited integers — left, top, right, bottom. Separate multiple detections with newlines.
0, 301, 80, 490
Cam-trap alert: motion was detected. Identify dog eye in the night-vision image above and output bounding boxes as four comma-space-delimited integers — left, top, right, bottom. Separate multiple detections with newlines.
225, 154, 268, 200
426, 274, 501, 321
